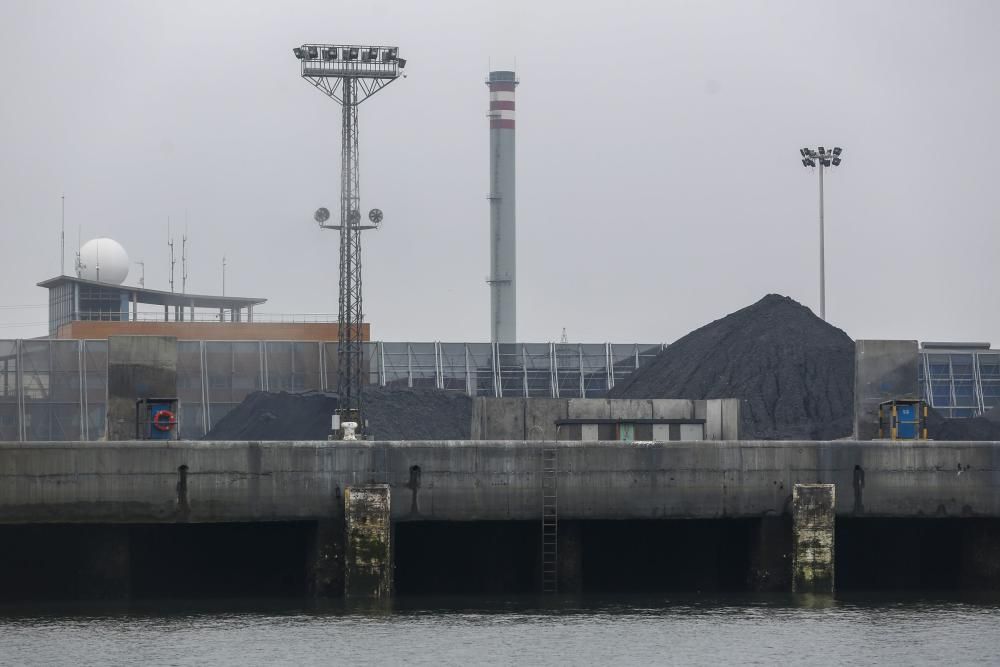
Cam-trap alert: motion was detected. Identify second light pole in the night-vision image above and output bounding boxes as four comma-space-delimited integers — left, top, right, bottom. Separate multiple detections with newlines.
799, 146, 843, 321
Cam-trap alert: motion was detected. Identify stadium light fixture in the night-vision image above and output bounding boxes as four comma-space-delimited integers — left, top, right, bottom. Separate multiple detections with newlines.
798, 146, 845, 322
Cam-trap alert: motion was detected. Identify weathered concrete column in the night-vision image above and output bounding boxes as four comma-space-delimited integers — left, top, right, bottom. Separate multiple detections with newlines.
344, 484, 392, 598
792, 484, 835, 593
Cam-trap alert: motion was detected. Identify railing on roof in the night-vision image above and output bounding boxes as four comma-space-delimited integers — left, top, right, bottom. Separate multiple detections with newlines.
72, 311, 340, 324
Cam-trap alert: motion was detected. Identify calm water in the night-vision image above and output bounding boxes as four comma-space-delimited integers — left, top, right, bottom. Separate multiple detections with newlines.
2, 594, 1000, 666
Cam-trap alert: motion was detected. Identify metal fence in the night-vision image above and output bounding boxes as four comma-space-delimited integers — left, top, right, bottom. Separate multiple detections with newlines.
2, 338, 991, 441
0, 340, 664, 441
920, 349, 1000, 418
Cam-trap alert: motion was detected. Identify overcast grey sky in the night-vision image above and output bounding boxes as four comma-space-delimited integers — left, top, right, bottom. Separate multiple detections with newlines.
1, 0, 998, 344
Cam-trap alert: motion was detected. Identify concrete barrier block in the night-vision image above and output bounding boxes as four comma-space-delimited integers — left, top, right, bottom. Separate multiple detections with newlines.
651, 400, 694, 420
567, 399, 612, 419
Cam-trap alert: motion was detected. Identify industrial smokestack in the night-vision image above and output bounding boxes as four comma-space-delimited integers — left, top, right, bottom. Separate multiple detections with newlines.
487, 70, 518, 343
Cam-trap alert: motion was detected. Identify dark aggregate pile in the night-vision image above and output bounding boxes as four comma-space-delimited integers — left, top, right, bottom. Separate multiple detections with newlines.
927, 405, 1000, 441
203, 387, 472, 441
609, 294, 855, 440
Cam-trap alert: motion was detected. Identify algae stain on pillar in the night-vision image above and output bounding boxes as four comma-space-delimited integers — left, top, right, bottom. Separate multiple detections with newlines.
344, 484, 392, 598
792, 484, 835, 593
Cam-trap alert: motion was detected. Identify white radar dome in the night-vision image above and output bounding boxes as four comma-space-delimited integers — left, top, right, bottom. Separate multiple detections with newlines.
78, 238, 130, 284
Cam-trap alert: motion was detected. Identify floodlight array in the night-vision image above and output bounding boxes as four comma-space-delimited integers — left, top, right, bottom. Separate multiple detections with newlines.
799, 146, 843, 168
293, 44, 405, 68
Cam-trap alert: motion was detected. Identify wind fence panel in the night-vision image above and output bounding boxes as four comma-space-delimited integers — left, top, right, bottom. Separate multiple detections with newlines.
523, 343, 554, 397
497, 343, 525, 397
466, 343, 496, 396
177, 341, 205, 438
979, 354, 1000, 411
364, 343, 378, 388
407, 343, 438, 389
925, 354, 953, 413
609, 344, 640, 389
439, 343, 469, 393
950, 353, 979, 417
323, 342, 338, 391
21, 340, 82, 441
380, 342, 410, 389
265, 342, 322, 393
553, 344, 582, 398
205, 341, 262, 432
0, 341, 19, 440
82, 340, 107, 440
580, 344, 610, 398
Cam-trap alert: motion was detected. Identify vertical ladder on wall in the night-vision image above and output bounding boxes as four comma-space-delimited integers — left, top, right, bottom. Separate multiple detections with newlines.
541, 447, 558, 593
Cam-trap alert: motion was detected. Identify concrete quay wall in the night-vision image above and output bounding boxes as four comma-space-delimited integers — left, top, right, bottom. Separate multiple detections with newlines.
1, 440, 999, 524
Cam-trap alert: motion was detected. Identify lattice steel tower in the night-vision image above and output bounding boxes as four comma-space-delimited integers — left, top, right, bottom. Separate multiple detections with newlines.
293, 44, 405, 427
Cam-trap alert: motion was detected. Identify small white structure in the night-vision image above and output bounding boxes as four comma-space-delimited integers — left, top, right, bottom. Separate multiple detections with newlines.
341, 420, 359, 441
78, 238, 130, 284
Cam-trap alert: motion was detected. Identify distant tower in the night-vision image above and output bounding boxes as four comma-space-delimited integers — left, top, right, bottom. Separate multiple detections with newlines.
487, 70, 518, 343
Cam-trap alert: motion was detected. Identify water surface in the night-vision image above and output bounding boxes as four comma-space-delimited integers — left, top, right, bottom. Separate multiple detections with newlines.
2, 594, 998, 666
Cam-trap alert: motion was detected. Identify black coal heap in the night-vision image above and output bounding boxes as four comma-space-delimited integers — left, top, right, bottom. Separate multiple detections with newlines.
203, 387, 472, 441
609, 294, 855, 439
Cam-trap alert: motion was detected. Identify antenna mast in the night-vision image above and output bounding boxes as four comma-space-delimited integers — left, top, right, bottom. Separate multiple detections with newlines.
167, 218, 175, 293
135, 261, 145, 288
181, 235, 188, 294
222, 256, 227, 296
75, 226, 83, 277
60, 195, 65, 276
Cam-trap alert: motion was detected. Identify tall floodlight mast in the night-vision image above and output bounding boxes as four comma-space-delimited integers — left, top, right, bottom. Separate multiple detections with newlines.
293, 43, 405, 431
799, 146, 843, 321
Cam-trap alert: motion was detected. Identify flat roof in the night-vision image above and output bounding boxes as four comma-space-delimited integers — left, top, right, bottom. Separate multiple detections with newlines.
920, 341, 992, 351
38, 275, 267, 309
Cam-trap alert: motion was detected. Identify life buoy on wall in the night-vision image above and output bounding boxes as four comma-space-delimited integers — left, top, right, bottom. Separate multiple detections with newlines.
152, 409, 177, 432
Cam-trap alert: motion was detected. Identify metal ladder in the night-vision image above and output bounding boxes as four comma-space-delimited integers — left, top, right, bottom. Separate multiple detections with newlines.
541, 447, 558, 593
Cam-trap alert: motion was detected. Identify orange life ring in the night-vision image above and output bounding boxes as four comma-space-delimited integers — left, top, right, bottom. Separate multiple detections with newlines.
152, 409, 176, 432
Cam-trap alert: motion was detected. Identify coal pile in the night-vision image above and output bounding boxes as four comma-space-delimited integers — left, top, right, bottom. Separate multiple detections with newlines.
204, 387, 472, 441
927, 406, 1000, 441
609, 294, 855, 439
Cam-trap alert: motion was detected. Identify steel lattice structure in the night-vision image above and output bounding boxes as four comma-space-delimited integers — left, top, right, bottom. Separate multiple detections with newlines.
293, 44, 404, 428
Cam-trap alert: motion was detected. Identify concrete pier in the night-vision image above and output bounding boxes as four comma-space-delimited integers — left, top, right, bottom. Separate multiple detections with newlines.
344, 485, 392, 598
3, 440, 1000, 523
792, 484, 836, 593
2, 440, 1000, 600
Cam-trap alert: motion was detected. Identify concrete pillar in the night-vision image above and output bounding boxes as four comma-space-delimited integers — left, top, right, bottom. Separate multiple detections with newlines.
308, 518, 345, 598
557, 520, 583, 594
344, 484, 392, 598
749, 515, 792, 592
106, 336, 178, 441
792, 484, 835, 593
854, 340, 919, 439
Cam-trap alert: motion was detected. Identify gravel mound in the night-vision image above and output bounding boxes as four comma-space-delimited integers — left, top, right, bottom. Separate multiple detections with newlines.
204, 387, 472, 441
609, 294, 855, 439
927, 406, 1000, 441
